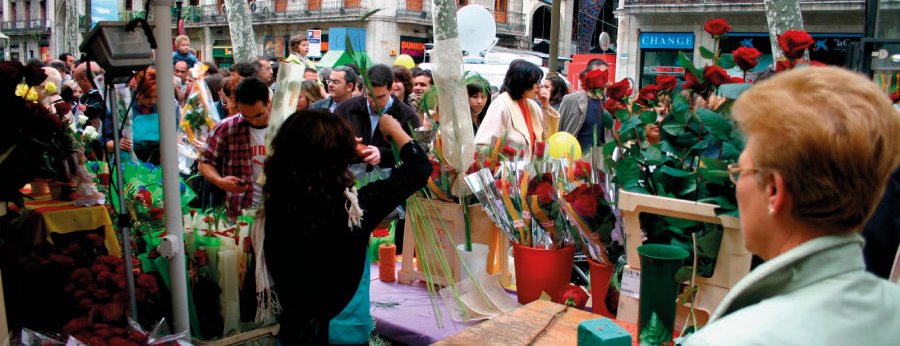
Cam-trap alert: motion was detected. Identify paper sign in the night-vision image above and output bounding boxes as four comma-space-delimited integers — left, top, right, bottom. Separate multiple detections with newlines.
621, 266, 641, 299
307, 29, 322, 58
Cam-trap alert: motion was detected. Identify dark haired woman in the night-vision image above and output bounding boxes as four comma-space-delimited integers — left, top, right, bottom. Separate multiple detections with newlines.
264, 110, 431, 344
467, 77, 492, 132
474, 59, 558, 152
541, 75, 568, 110
391, 65, 414, 106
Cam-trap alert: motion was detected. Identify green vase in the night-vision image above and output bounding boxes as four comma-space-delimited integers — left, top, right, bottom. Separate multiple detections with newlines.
637, 244, 689, 346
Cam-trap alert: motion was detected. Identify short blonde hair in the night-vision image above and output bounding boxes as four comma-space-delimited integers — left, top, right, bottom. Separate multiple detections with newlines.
300, 79, 324, 104
175, 35, 191, 46
733, 66, 900, 232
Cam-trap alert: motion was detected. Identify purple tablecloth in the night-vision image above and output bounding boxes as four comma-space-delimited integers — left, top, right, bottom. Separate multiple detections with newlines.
369, 263, 479, 345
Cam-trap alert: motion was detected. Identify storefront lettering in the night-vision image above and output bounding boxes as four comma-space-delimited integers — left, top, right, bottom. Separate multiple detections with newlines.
639, 33, 694, 49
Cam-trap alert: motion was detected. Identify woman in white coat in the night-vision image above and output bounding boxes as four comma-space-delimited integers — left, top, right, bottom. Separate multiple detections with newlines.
474, 59, 558, 153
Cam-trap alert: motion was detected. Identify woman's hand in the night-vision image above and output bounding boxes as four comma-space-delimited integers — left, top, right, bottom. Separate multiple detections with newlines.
379, 114, 411, 147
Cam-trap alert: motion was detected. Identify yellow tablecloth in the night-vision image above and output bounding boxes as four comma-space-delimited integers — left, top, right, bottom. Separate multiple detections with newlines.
24, 198, 122, 257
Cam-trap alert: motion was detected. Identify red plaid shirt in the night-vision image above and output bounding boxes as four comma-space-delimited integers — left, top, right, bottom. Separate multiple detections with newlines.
201, 114, 253, 219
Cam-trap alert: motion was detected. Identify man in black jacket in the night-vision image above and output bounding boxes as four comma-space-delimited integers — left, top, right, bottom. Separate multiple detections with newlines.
334, 64, 421, 167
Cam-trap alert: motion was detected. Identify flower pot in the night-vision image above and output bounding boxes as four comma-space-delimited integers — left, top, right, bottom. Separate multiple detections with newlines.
587, 258, 615, 318
28, 180, 50, 196
637, 244, 689, 346
457, 243, 489, 281
512, 244, 574, 305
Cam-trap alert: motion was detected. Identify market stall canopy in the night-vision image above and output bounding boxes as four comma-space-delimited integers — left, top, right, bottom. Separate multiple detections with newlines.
0, 32, 9, 39
318, 50, 371, 69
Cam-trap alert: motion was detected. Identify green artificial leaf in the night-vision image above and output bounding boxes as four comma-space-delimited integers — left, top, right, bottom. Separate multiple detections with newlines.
679, 51, 703, 83
624, 185, 652, 195
722, 141, 742, 161
616, 109, 631, 122
697, 227, 723, 261
665, 225, 685, 236
699, 46, 715, 60
677, 175, 698, 196
670, 94, 690, 124
699, 167, 729, 185
640, 312, 672, 346
662, 123, 685, 137
662, 216, 702, 229
687, 136, 712, 155
618, 116, 643, 138
639, 110, 658, 125
717, 53, 736, 69
716, 207, 740, 218
660, 139, 679, 155
718, 83, 753, 100
602, 141, 617, 165
617, 157, 642, 188
675, 266, 693, 284
603, 110, 616, 130
697, 109, 732, 140
642, 144, 665, 165
660, 166, 691, 178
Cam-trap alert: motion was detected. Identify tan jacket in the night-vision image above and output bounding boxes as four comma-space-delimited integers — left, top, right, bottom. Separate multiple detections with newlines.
474, 92, 559, 151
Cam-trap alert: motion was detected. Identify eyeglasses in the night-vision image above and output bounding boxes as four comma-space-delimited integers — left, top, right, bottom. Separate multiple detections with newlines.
727, 163, 759, 184
326, 79, 342, 85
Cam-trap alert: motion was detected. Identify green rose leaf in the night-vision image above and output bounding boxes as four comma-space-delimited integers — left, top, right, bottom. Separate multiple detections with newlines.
700, 46, 715, 60
679, 51, 703, 83
671, 94, 690, 124
618, 116, 643, 138
717, 53, 736, 70
639, 110, 658, 126
642, 144, 665, 165
719, 83, 753, 100
662, 123, 685, 137
697, 108, 732, 140
661, 166, 691, 178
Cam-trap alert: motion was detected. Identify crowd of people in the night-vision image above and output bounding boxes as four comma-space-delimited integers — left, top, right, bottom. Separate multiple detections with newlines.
19, 29, 900, 344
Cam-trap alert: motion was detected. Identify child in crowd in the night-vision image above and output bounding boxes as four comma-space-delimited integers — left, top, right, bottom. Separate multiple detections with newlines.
173, 35, 200, 68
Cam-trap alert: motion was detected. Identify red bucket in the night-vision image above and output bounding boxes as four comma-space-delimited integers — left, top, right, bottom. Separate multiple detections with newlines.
512, 244, 574, 305
587, 258, 615, 318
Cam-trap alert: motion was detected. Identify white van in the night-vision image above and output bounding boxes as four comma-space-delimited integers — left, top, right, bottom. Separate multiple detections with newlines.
419, 51, 549, 92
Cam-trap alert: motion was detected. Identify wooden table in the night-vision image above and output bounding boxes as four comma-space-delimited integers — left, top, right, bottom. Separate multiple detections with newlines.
434, 300, 639, 346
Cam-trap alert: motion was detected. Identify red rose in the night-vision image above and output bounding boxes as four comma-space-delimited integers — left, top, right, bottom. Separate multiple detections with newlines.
655, 75, 678, 93
63, 317, 92, 335
136, 273, 159, 295
565, 185, 604, 219
97, 173, 110, 185
606, 79, 632, 100
203, 215, 215, 224
778, 30, 814, 60
558, 284, 589, 308
50, 254, 75, 267
704, 18, 732, 37
86, 233, 105, 248
603, 99, 625, 115
149, 207, 165, 221
683, 70, 702, 92
891, 90, 900, 104
733, 47, 762, 71
703, 65, 731, 86
583, 69, 609, 91
730, 76, 745, 84
501, 145, 518, 157
575, 160, 593, 180
638, 84, 661, 105
534, 141, 547, 157
430, 160, 441, 180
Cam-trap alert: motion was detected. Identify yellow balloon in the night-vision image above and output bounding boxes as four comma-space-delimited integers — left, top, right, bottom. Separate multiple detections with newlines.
546, 132, 582, 159
394, 54, 416, 69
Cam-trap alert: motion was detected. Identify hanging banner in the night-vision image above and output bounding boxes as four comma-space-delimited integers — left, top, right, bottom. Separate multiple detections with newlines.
91, 0, 120, 28
307, 29, 322, 58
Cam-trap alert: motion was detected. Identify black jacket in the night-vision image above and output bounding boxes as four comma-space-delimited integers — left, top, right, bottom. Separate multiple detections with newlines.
334, 95, 421, 167
863, 168, 900, 279
264, 141, 431, 344
309, 97, 336, 111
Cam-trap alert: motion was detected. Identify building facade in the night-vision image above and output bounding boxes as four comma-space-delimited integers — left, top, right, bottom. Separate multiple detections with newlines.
613, 0, 866, 86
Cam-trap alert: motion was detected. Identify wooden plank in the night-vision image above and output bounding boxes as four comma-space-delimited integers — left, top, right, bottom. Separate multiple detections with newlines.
434, 300, 637, 346
193, 324, 280, 346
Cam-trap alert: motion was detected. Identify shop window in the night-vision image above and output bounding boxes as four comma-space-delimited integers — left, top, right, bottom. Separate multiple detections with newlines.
640, 50, 693, 90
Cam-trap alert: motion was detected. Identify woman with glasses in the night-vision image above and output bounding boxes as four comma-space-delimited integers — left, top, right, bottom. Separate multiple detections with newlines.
686, 67, 900, 345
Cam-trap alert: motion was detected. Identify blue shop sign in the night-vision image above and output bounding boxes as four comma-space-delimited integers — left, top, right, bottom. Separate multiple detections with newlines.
640, 33, 695, 50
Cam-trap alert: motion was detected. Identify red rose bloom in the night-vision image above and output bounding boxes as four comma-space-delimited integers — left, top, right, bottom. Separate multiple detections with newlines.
564, 185, 604, 218
603, 99, 625, 115
704, 18, 732, 37
703, 65, 731, 86
778, 30, 814, 60
149, 207, 164, 221
534, 141, 547, 157
501, 145, 519, 157
638, 84, 661, 105
583, 69, 609, 91
655, 74, 678, 93
528, 174, 556, 205
733, 47, 762, 71
606, 79, 632, 100
775, 59, 794, 72
730, 76, 745, 84
575, 161, 593, 180
682, 70, 702, 91
373, 228, 390, 238
137, 273, 159, 295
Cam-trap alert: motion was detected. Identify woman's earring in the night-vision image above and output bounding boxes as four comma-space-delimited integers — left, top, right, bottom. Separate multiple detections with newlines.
768, 207, 775, 216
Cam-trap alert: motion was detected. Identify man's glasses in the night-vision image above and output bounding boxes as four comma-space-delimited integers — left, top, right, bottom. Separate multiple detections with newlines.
326, 79, 341, 85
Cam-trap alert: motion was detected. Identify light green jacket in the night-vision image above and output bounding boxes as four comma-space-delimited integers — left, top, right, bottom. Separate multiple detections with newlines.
685, 233, 900, 345
284, 53, 316, 70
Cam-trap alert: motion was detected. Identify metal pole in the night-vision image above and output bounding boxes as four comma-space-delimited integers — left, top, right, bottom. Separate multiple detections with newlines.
106, 84, 140, 322
152, 0, 191, 335
548, 0, 561, 77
